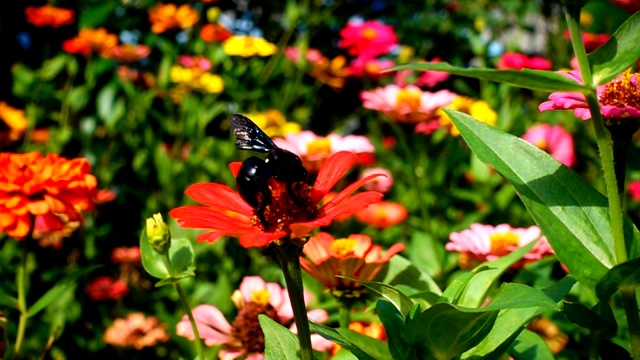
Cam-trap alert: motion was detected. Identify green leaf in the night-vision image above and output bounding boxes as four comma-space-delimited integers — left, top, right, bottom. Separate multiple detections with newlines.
448, 109, 640, 289
457, 241, 538, 307
589, 11, 640, 85
462, 278, 574, 359
390, 63, 590, 92
440, 271, 475, 304
596, 258, 640, 300
39, 55, 68, 80
378, 254, 442, 295
259, 315, 300, 360
0, 288, 18, 309
482, 283, 559, 312
310, 322, 392, 360
342, 277, 413, 316
508, 329, 554, 360
563, 302, 617, 337
406, 303, 498, 360
377, 300, 416, 360
28, 265, 100, 318
140, 230, 196, 282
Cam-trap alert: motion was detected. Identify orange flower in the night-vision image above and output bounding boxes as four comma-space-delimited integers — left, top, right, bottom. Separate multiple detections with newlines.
200, 23, 232, 42
62, 28, 117, 57
300, 232, 405, 298
0, 152, 97, 242
25, 5, 74, 27
0, 102, 28, 143
108, 44, 151, 63
310, 55, 350, 90
149, 3, 199, 34
355, 201, 408, 228
104, 313, 169, 349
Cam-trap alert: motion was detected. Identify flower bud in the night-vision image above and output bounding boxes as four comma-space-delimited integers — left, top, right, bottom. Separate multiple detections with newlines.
146, 213, 171, 255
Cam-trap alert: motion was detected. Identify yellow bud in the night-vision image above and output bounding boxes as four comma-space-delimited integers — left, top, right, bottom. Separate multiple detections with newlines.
146, 213, 171, 255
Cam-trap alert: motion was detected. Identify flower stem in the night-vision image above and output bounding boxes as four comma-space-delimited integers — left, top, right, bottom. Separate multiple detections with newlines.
621, 287, 640, 357
338, 301, 351, 329
272, 242, 314, 360
12, 241, 29, 360
162, 253, 205, 360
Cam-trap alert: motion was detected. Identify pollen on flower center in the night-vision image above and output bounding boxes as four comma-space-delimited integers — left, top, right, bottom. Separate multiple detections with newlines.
361, 28, 378, 39
256, 178, 317, 234
599, 71, 640, 114
489, 232, 520, 255
251, 289, 271, 305
307, 138, 333, 156
396, 89, 422, 109
231, 300, 279, 354
331, 238, 359, 257
535, 139, 548, 150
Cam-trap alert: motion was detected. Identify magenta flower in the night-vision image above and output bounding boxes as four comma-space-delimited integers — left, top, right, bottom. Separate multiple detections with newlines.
338, 20, 398, 57
176, 276, 333, 359
629, 181, 640, 201
360, 84, 456, 132
496, 52, 552, 70
539, 70, 640, 122
273, 131, 375, 172
395, 58, 451, 88
522, 123, 576, 168
361, 167, 393, 193
611, 0, 640, 13
446, 223, 554, 269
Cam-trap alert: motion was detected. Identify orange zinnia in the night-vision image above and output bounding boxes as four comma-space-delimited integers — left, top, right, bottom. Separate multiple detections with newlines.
149, 3, 199, 34
200, 23, 232, 42
108, 44, 151, 63
170, 151, 384, 248
25, 5, 74, 28
0, 152, 97, 243
300, 232, 404, 298
355, 201, 408, 228
0, 102, 28, 143
62, 28, 117, 58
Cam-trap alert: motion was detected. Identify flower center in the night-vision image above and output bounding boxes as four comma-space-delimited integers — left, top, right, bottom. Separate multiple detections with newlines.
364, 62, 381, 75
489, 232, 520, 255
599, 71, 640, 117
251, 289, 271, 305
306, 138, 332, 156
231, 300, 279, 354
362, 28, 378, 39
535, 139, 548, 151
257, 178, 318, 234
331, 238, 358, 257
396, 89, 422, 109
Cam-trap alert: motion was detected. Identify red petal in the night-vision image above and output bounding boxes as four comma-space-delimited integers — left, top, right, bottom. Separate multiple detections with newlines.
238, 231, 286, 248
185, 182, 253, 216
229, 162, 242, 177
321, 191, 384, 220
320, 174, 384, 213
169, 206, 252, 231
311, 151, 357, 203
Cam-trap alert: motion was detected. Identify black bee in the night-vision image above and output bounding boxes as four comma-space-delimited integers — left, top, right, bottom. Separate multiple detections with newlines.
229, 114, 308, 224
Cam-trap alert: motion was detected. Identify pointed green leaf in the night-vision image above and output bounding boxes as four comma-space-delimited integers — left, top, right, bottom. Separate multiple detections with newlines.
377, 300, 417, 360
377, 254, 442, 295
457, 241, 538, 307
28, 265, 100, 318
0, 288, 18, 309
589, 11, 640, 85
390, 63, 590, 92
447, 109, 640, 289
140, 229, 170, 279
563, 302, 617, 337
508, 329, 554, 360
407, 303, 498, 360
596, 258, 640, 300
440, 271, 475, 304
341, 276, 413, 316
310, 322, 392, 360
140, 229, 195, 282
482, 283, 559, 312
259, 315, 300, 360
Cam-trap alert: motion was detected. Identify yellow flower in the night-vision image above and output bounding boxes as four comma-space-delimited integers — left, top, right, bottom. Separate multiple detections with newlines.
223, 36, 277, 57
439, 96, 497, 136
198, 73, 224, 93
170, 66, 223, 94
0, 102, 28, 141
246, 109, 301, 138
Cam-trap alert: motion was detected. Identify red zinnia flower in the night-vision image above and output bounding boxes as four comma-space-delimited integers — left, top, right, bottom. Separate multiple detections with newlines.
170, 151, 384, 248
87, 276, 129, 300
25, 5, 74, 28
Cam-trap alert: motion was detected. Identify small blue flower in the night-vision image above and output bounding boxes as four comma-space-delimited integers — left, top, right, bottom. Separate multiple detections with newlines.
487, 41, 505, 58
16, 32, 31, 50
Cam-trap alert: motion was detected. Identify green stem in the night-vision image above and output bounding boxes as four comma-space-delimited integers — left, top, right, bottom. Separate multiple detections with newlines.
162, 253, 205, 360
338, 301, 351, 329
12, 242, 29, 360
621, 287, 640, 357
272, 243, 314, 360
565, 5, 627, 265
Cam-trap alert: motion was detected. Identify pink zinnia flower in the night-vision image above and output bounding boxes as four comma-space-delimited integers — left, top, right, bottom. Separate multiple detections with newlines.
539, 70, 640, 122
273, 132, 375, 173
522, 124, 576, 168
361, 168, 393, 192
446, 223, 554, 269
176, 276, 333, 359
496, 52, 552, 70
348, 56, 395, 78
611, 0, 640, 13
111, 246, 141, 264
629, 181, 640, 200
339, 20, 398, 57
104, 313, 169, 349
360, 84, 456, 132
284, 47, 325, 66
395, 58, 451, 88
563, 31, 610, 52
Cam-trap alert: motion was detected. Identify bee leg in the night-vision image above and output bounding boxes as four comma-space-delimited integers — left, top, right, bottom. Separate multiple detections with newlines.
255, 190, 271, 229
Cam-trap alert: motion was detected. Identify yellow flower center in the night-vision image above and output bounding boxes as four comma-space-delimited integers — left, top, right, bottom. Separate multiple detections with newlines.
362, 28, 377, 39
489, 232, 520, 255
396, 89, 422, 109
306, 138, 332, 156
600, 71, 640, 117
364, 62, 381, 75
535, 139, 548, 151
251, 289, 271, 305
331, 238, 358, 257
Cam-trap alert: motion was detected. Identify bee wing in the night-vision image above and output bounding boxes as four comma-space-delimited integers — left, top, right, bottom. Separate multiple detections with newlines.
229, 114, 277, 152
